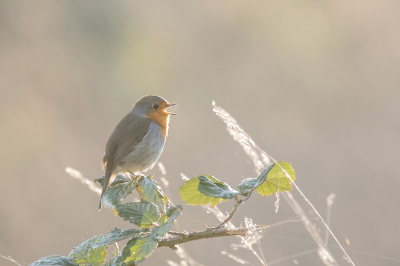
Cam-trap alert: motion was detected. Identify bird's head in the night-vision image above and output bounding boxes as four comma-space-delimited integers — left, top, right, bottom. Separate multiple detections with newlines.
133, 95, 176, 127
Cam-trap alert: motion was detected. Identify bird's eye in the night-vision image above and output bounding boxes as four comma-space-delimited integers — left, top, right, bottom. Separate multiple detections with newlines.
152, 104, 159, 109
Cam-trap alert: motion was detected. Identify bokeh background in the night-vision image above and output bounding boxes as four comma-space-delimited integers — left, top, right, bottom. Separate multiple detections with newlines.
1, 1, 400, 265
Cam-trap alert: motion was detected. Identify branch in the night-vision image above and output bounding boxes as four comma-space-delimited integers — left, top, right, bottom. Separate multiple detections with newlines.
215, 195, 240, 229
159, 225, 269, 249
215, 190, 255, 229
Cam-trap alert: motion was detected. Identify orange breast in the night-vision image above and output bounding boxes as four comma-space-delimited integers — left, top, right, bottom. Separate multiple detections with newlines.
147, 112, 170, 139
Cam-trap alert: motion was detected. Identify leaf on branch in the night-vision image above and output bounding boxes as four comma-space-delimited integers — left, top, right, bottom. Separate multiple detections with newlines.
179, 175, 230, 207
103, 252, 126, 266
165, 204, 181, 219
137, 176, 168, 214
197, 174, 239, 199
237, 178, 257, 197
119, 206, 182, 264
255, 161, 295, 196
30, 255, 79, 266
122, 235, 158, 265
237, 163, 274, 196
158, 204, 182, 224
152, 205, 182, 239
100, 175, 139, 210
116, 202, 160, 228
94, 176, 106, 187
95, 174, 131, 188
238, 161, 296, 197
69, 235, 106, 266
92, 228, 141, 249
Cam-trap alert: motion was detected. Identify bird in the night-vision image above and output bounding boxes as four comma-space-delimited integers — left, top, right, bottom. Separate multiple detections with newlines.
99, 95, 175, 210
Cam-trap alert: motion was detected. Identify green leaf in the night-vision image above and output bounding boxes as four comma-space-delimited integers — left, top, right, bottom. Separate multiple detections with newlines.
237, 163, 274, 197
197, 174, 239, 199
95, 174, 131, 188
30, 255, 79, 266
116, 202, 160, 228
137, 176, 168, 213
152, 205, 182, 239
158, 204, 181, 224
104, 252, 126, 266
111, 174, 132, 186
101, 176, 138, 210
165, 204, 181, 219
94, 176, 106, 188
92, 228, 141, 249
237, 178, 257, 197
179, 175, 227, 207
122, 236, 158, 265
254, 161, 296, 196
252, 163, 275, 189
69, 235, 106, 266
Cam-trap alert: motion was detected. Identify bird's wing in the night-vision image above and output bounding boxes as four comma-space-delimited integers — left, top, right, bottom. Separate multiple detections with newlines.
102, 112, 151, 176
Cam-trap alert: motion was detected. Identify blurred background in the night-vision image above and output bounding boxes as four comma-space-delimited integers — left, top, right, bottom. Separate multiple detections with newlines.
1, 1, 400, 265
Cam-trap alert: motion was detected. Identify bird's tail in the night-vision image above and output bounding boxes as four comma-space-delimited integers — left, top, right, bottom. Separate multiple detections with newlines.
98, 173, 111, 210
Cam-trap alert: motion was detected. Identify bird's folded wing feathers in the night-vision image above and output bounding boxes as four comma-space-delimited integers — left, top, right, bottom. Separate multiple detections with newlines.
103, 112, 152, 174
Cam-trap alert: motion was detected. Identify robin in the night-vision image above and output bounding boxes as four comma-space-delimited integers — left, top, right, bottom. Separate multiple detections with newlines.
99, 95, 175, 210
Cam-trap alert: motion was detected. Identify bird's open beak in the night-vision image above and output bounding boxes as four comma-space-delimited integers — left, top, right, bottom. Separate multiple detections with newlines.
166, 103, 176, 115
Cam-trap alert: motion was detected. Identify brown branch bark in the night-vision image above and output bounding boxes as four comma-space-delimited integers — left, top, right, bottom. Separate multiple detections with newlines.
215, 196, 241, 229
215, 190, 255, 229
159, 225, 269, 249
